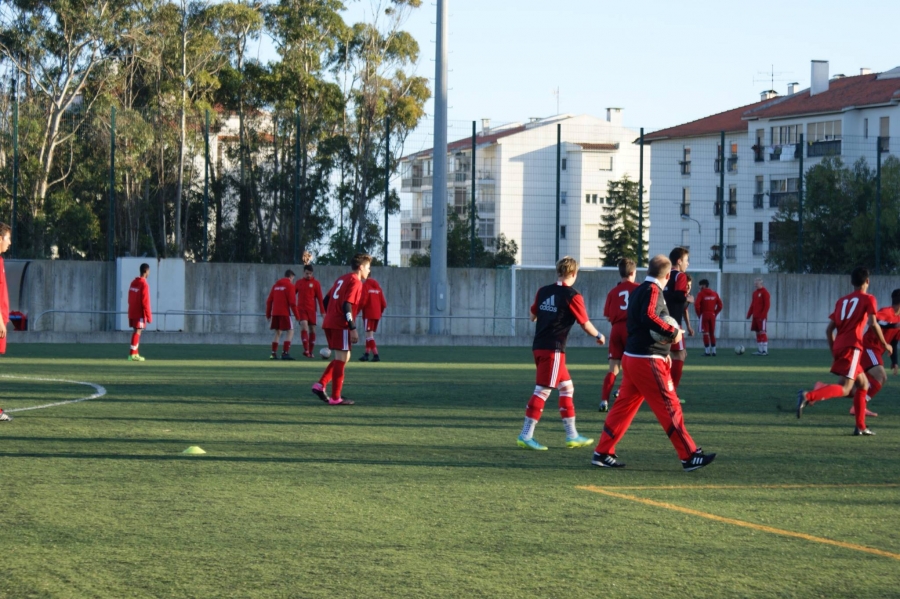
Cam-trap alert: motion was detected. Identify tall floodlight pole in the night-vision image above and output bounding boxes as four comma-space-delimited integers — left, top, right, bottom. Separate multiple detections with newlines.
429, 0, 449, 334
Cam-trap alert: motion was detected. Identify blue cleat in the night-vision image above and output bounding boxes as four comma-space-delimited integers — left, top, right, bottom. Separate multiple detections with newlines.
566, 435, 594, 448
517, 435, 548, 451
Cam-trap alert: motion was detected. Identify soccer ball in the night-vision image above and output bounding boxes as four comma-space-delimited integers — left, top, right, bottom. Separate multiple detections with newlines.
319, 347, 332, 360
734, 344, 745, 355
649, 315, 680, 343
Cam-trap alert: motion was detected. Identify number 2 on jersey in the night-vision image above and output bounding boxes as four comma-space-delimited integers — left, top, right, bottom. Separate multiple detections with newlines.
332, 279, 344, 300
840, 297, 859, 321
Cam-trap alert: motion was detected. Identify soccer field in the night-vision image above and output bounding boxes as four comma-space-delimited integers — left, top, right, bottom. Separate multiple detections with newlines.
1, 344, 898, 598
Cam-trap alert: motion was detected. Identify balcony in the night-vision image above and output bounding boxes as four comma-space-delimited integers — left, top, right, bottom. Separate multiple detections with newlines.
476, 169, 495, 184
807, 139, 842, 157
713, 156, 739, 173
728, 200, 737, 216
753, 193, 764, 209
879, 137, 890, 153
769, 145, 801, 161
770, 191, 798, 209
680, 202, 691, 217
679, 161, 691, 175
454, 172, 468, 183
753, 146, 765, 162
476, 201, 495, 214
753, 240, 765, 256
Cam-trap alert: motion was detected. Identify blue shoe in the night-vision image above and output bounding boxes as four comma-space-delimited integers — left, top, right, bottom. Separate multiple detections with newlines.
566, 435, 594, 448
517, 435, 548, 451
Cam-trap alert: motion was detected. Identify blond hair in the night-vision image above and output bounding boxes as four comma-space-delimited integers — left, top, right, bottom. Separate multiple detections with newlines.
647, 254, 672, 279
556, 256, 578, 278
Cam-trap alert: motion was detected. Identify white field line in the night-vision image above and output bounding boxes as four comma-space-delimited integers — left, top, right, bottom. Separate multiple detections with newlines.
1, 375, 107, 413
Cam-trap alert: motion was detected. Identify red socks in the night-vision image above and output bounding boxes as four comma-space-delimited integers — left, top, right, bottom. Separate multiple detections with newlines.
271, 341, 278, 353
806, 384, 845, 403
853, 387, 867, 430
319, 361, 335, 386
601, 372, 617, 401
301, 331, 309, 353
364, 338, 378, 354
525, 395, 546, 420
866, 375, 883, 399
283, 341, 291, 355
309, 331, 316, 354
671, 360, 684, 389
558, 395, 575, 419
130, 332, 140, 355
331, 361, 346, 399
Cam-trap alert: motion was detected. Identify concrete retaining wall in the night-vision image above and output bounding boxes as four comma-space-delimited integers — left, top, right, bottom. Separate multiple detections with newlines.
12, 260, 900, 346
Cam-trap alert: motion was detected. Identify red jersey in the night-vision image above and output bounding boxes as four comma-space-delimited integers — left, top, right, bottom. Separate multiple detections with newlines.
295, 277, 325, 315
604, 280, 639, 325
829, 290, 877, 354
863, 306, 900, 351
266, 277, 300, 319
360, 278, 387, 319
0, 256, 8, 323
128, 276, 152, 322
747, 287, 770, 320
323, 272, 363, 330
695, 288, 723, 316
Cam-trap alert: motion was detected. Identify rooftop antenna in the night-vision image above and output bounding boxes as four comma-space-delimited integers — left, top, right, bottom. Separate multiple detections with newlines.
753, 64, 792, 91
552, 87, 559, 115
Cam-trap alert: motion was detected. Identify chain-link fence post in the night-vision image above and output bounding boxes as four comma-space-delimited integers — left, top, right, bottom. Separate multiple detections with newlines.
798, 133, 804, 272
638, 127, 644, 267
108, 106, 116, 261
470, 120, 476, 267
384, 115, 390, 266
11, 97, 18, 258
294, 111, 301, 264
718, 130, 725, 271
876, 135, 883, 274
203, 109, 210, 262
555, 123, 561, 262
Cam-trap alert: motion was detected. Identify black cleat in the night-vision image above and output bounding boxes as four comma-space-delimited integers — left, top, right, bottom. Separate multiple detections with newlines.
682, 448, 716, 472
311, 383, 329, 403
372, 354, 381, 362
592, 452, 625, 468
281, 353, 296, 361
796, 390, 809, 419
853, 427, 876, 436
359, 353, 369, 362
598, 400, 609, 412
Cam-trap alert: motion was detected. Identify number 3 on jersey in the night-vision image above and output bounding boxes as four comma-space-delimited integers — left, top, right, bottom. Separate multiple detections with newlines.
618, 290, 629, 311
840, 297, 858, 321
332, 279, 344, 300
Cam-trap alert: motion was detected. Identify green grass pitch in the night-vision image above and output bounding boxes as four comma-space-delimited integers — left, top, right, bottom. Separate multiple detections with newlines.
1, 344, 899, 598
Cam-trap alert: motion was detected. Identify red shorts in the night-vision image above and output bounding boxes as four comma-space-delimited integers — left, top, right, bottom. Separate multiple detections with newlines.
750, 317, 767, 332
608, 322, 628, 361
533, 349, 570, 388
699, 313, 716, 334
672, 337, 685, 352
325, 328, 352, 351
861, 346, 885, 371
129, 318, 146, 330
270, 315, 293, 331
296, 309, 317, 325
364, 318, 380, 333
0, 335, 6, 355
830, 347, 863, 380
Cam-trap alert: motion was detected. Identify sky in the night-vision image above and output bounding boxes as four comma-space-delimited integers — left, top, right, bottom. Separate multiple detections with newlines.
257, 0, 900, 263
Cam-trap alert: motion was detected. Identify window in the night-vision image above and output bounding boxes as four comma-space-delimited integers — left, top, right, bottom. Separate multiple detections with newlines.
864, 118, 869, 139
730, 143, 738, 156
880, 117, 890, 152
597, 229, 603, 239
769, 178, 800, 208
754, 176, 764, 209
728, 186, 737, 215
559, 225, 567, 239
560, 191, 567, 205
681, 147, 691, 175
771, 124, 801, 145
598, 156, 613, 171
681, 187, 691, 216
561, 158, 567, 171
585, 194, 590, 204
754, 222, 764, 242
807, 120, 842, 142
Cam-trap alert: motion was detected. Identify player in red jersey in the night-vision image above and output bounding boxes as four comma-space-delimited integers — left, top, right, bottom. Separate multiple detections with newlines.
747, 278, 771, 355
591, 254, 715, 471
516, 257, 605, 451
695, 279, 723, 357
855, 288, 900, 417
311, 253, 371, 405
797, 267, 890, 435
295, 264, 325, 358
127, 263, 152, 362
600, 258, 638, 412
0, 223, 13, 421
663, 247, 693, 389
266, 270, 301, 360
359, 273, 387, 362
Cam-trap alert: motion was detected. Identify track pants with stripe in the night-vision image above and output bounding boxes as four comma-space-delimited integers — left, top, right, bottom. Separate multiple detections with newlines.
595, 354, 698, 461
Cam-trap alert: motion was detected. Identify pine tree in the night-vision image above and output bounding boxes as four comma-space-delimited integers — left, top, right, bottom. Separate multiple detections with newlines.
598, 175, 647, 266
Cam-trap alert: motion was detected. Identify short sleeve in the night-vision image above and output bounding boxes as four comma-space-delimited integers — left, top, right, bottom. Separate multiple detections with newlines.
569, 294, 589, 325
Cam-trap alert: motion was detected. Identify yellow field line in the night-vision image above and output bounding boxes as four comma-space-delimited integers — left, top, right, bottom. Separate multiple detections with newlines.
578, 485, 900, 561
595, 483, 900, 491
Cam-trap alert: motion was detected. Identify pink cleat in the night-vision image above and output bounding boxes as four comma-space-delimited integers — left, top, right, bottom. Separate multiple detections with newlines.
849, 405, 878, 417
328, 397, 355, 405
311, 383, 328, 403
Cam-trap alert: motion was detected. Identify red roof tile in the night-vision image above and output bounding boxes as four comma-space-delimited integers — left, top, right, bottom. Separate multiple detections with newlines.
644, 100, 771, 142
401, 125, 527, 161
744, 73, 900, 120
575, 142, 619, 151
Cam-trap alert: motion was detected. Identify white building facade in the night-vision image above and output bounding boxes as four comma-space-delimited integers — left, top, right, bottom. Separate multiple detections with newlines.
399, 112, 648, 267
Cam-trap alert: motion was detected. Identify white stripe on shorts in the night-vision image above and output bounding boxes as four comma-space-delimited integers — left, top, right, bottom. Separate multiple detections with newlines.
550, 351, 561, 387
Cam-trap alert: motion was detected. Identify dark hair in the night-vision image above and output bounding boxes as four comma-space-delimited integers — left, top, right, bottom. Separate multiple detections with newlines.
669, 246, 689, 265
851, 266, 869, 287
351, 253, 372, 270
285, 269, 296, 278
647, 255, 671, 278
140, 263, 150, 275
617, 258, 636, 278
303, 264, 314, 272
699, 279, 709, 287
892, 289, 900, 306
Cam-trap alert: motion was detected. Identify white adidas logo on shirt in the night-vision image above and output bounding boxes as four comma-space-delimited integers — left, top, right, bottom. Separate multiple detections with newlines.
539, 295, 557, 313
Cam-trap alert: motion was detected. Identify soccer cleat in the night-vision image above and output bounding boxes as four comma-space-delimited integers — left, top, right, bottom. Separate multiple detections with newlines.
328, 397, 355, 405
752, 350, 765, 356
682, 448, 716, 471
598, 400, 609, 412
359, 353, 369, 362
796, 390, 809, 418
761, 351, 769, 356
517, 435, 548, 451
270, 352, 277, 360
613, 389, 619, 399
849, 405, 878, 417
128, 354, 145, 362
0, 410, 12, 422
311, 383, 329, 403
566, 435, 594, 448
372, 354, 381, 362
281, 353, 296, 361
853, 427, 875, 436
591, 452, 625, 468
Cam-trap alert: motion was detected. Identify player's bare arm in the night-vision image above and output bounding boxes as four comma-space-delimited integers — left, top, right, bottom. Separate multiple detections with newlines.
869, 315, 892, 354
683, 311, 694, 336
825, 321, 836, 352
580, 321, 605, 345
